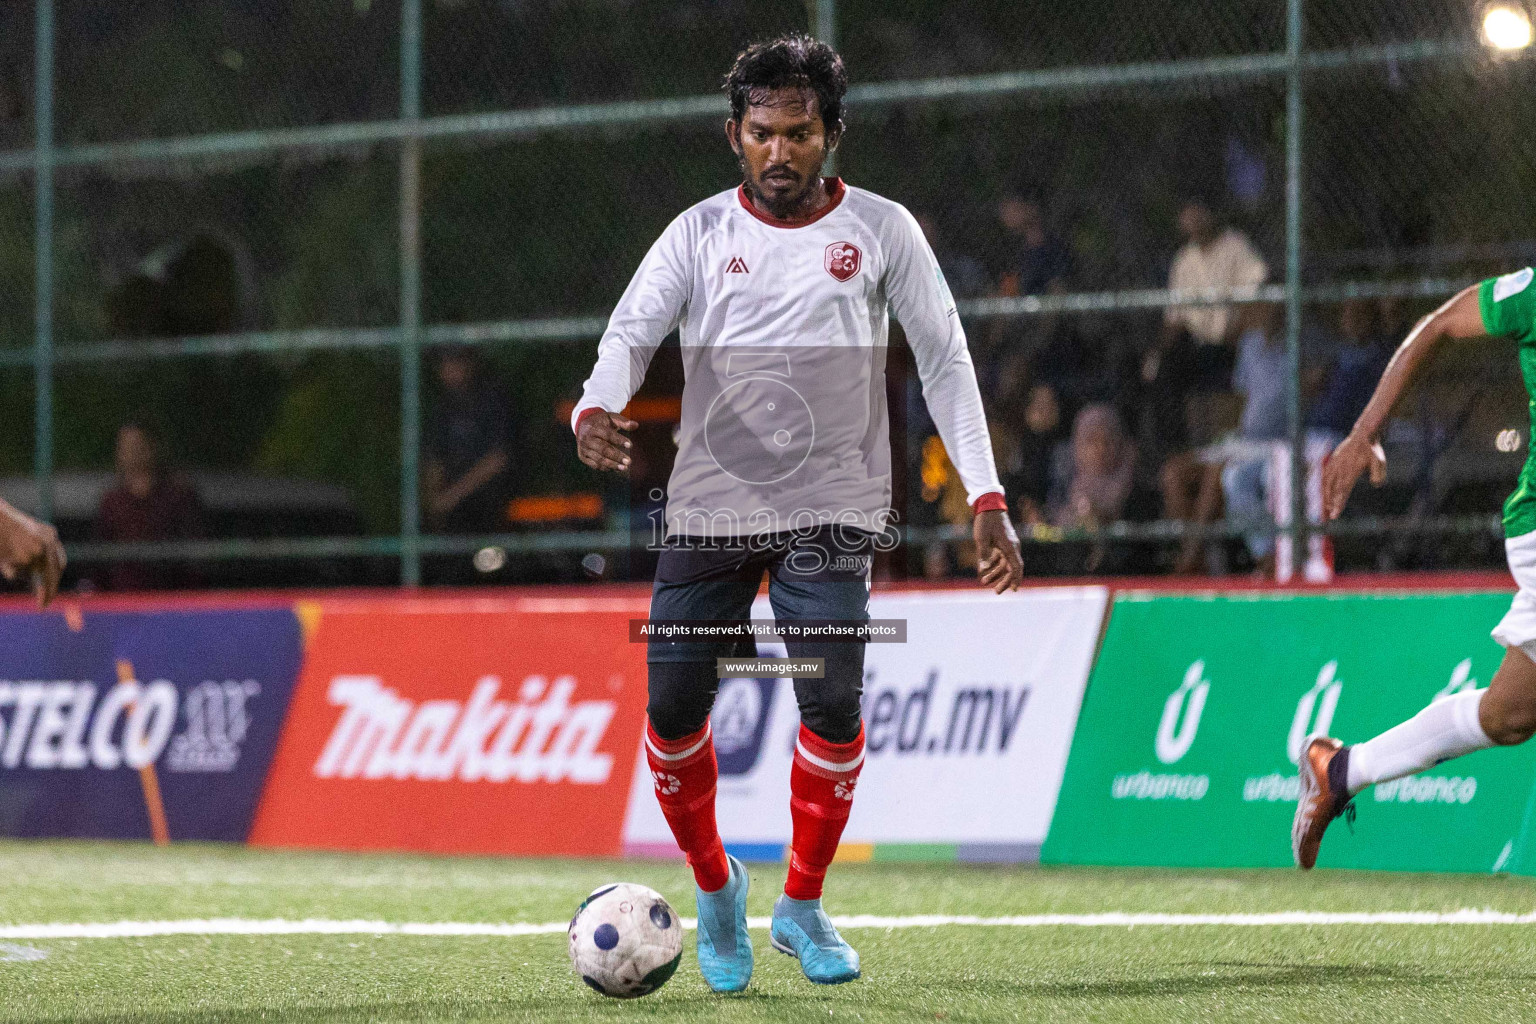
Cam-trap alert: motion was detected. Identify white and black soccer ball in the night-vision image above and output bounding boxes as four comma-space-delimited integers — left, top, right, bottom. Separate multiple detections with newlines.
568, 883, 683, 998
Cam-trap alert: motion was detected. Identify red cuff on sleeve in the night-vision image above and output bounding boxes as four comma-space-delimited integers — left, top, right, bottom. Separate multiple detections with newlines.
970, 491, 1007, 514
574, 406, 605, 435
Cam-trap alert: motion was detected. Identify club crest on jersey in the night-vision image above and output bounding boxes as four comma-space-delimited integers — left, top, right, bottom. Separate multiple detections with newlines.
825, 242, 861, 282
725, 256, 749, 274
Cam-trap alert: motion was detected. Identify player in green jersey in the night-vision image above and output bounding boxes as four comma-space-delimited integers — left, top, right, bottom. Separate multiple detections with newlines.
1293, 268, 1536, 868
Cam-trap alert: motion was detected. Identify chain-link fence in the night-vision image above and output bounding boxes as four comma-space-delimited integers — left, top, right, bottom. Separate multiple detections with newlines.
0, 0, 1532, 589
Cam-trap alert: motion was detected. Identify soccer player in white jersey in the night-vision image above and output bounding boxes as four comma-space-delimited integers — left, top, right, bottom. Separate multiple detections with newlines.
572, 36, 1021, 990
1293, 270, 1536, 868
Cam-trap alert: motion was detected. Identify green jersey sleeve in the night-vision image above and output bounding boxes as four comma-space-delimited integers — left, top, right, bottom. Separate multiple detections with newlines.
1479, 267, 1536, 343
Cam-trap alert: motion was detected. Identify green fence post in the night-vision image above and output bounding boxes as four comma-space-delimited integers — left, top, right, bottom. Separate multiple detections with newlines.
1285, 0, 1306, 577
399, 0, 423, 586
812, 0, 837, 176
33, 0, 55, 524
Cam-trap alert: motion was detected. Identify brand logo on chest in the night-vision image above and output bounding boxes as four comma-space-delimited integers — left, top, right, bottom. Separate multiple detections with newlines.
825, 242, 861, 282
725, 256, 749, 274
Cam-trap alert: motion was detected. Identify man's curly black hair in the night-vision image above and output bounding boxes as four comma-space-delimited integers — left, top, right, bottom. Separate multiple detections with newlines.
723, 34, 847, 138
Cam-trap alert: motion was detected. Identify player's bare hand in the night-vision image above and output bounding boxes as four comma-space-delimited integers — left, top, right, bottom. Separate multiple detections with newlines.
576, 410, 639, 474
1322, 433, 1387, 521
0, 500, 67, 608
974, 508, 1023, 594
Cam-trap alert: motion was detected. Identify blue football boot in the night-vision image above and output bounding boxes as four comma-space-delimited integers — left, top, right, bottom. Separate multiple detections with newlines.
694, 854, 753, 992
769, 893, 861, 984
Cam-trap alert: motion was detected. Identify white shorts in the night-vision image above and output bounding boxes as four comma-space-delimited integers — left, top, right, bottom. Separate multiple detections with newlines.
1492, 530, 1536, 662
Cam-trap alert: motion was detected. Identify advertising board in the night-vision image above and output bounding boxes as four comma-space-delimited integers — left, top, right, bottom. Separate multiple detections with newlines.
623, 588, 1110, 861
249, 597, 650, 857
1042, 592, 1536, 872
0, 608, 303, 841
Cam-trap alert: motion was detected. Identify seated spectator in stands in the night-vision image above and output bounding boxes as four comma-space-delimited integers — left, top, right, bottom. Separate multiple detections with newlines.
1156, 196, 1268, 393
985, 195, 1097, 407
1308, 298, 1392, 445
914, 212, 989, 300
1145, 196, 1268, 570
995, 195, 1071, 296
1054, 404, 1135, 529
1033, 316, 1115, 413
424, 346, 514, 535
1003, 382, 1072, 527
1044, 404, 1136, 574
1221, 301, 1289, 575
919, 416, 1027, 580
93, 421, 205, 591
1272, 298, 1394, 582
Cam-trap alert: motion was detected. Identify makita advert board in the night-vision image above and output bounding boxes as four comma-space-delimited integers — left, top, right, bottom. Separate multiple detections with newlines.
248, 595, 652, 857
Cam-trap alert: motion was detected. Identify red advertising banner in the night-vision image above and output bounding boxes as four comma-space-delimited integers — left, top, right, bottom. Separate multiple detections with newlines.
249, 596, 649, 857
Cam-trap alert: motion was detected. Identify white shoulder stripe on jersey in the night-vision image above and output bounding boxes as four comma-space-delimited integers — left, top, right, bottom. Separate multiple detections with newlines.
795, 741, 865, 774
1494, 267, 1534, 303
646, 725, 712, 762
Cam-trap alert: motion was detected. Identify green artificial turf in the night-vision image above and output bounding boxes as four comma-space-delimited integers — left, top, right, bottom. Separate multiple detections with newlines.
4, 841, 1536, 1022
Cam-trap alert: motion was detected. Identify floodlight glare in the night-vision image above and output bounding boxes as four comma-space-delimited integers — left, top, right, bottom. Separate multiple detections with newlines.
1483, 4, 1534, 50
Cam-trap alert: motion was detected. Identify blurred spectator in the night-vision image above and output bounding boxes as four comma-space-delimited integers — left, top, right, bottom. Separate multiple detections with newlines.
1272, 298, 1394, 581
1307, 298, 1393, 442
1155, 437, 1208, 573
1032, 316, 1115, 413
1158, 197, 1268, 391
986, 195, 1106, 412
1143, 197, 1267, 569
995, 195, 1071, 296
1221, 301, 1288, 575
1027, 404, 1133, 575
160, 235, 243, 336
424, 346, 514, 534
1054, 404, 1135, 530
1002, 382, 1072, 527
93, 421, 206, 591
915, 212, 989, 300
990, 194, 1069, 364
1170, 455, 1231, 576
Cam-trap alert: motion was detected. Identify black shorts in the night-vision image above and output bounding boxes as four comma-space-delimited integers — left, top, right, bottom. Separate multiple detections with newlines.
646, 524, 874, 664
644, 525, 874, 743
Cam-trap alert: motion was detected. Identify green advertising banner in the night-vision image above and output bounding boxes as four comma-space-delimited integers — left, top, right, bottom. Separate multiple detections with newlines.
1043, 592, 1536, 873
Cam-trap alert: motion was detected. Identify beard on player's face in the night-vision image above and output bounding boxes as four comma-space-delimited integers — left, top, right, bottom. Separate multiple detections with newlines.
740, 152, 824, 219
733, 88, 835, 220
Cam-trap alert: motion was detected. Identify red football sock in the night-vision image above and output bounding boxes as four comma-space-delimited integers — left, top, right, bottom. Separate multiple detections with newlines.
785, 723, 865, 901
646, 721, 730, 893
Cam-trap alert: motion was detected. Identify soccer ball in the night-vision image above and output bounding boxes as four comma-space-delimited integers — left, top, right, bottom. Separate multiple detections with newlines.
568, 882, 683, 998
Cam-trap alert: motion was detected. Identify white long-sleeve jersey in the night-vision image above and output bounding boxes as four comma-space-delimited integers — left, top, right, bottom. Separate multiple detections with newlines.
573, 179, 1003, 538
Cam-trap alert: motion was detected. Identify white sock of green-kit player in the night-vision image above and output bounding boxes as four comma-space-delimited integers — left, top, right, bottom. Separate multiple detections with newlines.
1345, 688, 1493, 794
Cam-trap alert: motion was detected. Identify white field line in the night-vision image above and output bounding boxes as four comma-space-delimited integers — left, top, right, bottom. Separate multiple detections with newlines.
5, 910, 1536, 940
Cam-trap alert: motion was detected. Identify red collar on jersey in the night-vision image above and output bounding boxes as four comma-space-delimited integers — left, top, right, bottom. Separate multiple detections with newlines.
736, 177, 846, 228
